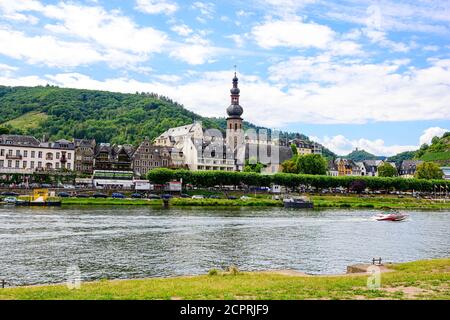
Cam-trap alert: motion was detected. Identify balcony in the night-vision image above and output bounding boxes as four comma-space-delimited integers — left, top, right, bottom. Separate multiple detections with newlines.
6, 154, 22, 160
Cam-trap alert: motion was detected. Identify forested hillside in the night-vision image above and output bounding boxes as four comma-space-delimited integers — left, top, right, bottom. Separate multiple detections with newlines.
0, 85, 335, 158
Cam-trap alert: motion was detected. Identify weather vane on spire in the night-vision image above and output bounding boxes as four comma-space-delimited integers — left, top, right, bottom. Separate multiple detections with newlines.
234, 64, 237, 75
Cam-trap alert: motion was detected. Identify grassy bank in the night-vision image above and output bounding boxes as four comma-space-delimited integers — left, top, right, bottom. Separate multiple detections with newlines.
170, 198, 282, 207
0, 259, 448, 300
52, 195, 450, 209
311, 195, 450, 209
60, 198, 163, 206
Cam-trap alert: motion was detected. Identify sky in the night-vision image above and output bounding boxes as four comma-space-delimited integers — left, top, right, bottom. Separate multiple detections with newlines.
0, 0, 449, 156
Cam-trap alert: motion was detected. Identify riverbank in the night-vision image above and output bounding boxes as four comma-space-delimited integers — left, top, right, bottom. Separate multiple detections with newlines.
2, 194, 449, 209
0, 258, 448, 300
48, 195, 450, 209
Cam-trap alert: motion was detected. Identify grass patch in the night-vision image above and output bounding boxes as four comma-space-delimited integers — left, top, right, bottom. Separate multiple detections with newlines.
4, 111, 48, 130
60, 198, 163, 206
0, 259, 448, 300
311, 195, 450, 210
170, 198, 282, 207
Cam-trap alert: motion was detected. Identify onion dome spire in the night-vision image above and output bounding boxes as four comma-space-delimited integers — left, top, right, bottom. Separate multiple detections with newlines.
227, 68, 243, 118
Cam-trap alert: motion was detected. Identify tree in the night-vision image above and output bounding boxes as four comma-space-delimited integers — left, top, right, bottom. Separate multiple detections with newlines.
244, 158, 265, 173
281, 159, 298, 173
296, 154, 327, 175
378, 163, 398, 177
415, 162, 444, 180
147, 168, 174, 184
290, 144, 298, 156
350, 180, 367, 194
0, 126, 9, 134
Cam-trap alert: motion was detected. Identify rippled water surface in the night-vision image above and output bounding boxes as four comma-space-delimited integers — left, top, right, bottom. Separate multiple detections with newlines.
0, 206, 449, 285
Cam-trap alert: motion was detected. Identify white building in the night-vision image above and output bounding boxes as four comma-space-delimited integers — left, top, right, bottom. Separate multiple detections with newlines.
0, 135, 75, 174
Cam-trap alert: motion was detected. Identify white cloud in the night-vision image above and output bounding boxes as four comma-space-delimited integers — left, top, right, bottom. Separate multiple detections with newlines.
171, 24, 193, 36
192, 2, 215, 19
0, 27, 104, 67
226, 34, 245, 48
169, 44, 220, 65
0, 1, 168, 68
311, 134, 418, 156
251, 19, 335, 49
42, 3, 168, 55
419, 127, 449, 145
135, 0, 178, 15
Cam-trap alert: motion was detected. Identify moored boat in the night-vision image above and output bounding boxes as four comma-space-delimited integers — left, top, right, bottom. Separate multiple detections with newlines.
283, 196, 314, 209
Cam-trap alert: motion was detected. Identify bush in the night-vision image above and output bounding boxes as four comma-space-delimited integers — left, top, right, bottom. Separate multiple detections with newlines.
227, 265, 240, 276
145, 169, 450, 193
208, 269, 219, 276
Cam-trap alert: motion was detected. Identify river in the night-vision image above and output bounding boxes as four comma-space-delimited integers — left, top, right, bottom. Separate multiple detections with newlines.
0, 206, 449, 286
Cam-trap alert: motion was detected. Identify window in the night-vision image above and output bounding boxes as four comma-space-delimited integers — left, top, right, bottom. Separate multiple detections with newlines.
0, 160, 3, 167
56, 152, 60, 159
46, 153, 53, 160
8, 150, 12, 156
15, 160, 19, 168
23, 161, 27, 168
67, 163, 71, 170
31, 151, 35, 158
24, 150, 28, 157
16, 150, 20, 157
38, 151, 42, 158
30, 161, 34, 169
7, 160, 12, 168
68, 153, 71, 160
0, 149, 3, 156
234, 123, 238, 130
38, 161, 42, 168
56, 162, 60, 169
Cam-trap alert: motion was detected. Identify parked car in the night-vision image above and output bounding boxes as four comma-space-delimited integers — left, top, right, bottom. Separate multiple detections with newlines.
240, 196, 251, 200
93, 193, 108, 198
41, 184, 52, 188
180, 193, 190, 198
112, 193, 125, 199
192, 195, 204, 199
161, 194, 173, 199
131, 193, 143, 199
57, 192, 71, 198
148, 194, 160, 199
209, 195, 221, 199
227, 196, 238, 200
1, 192, 19, 197
76, 194, 90, 198
3, 197, 17, 204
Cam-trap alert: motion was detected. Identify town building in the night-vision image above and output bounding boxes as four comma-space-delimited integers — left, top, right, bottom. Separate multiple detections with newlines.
441, 167, 450, 180
334, 158, 361, 176
153, 72, 294, 173
290, 139, 323, 156
74, 139, 96, 175
132, 138, 183, 177
0, 135, 75, 174
399, 160, 423, 178
93, 143, 135, 172
327, 160, 339, 176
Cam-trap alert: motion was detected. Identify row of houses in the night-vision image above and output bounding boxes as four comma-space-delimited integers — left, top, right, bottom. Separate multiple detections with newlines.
327, 158, 426, 178
0, 134, 185, 178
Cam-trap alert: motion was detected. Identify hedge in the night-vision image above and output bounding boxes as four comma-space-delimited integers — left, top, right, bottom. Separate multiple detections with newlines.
147, 169, 450, 192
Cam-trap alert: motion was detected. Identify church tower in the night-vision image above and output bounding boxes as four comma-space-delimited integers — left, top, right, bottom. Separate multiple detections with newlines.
226, 71, 244, 151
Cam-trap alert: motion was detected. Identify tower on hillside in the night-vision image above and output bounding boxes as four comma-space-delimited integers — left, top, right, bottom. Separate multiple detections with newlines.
226, 71, 244, 151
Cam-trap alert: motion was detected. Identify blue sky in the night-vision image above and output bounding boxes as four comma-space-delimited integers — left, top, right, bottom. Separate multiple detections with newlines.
0, 0, 449, 156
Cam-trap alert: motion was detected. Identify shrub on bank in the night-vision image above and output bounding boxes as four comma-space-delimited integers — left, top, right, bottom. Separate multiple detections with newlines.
147, 169, 450, 193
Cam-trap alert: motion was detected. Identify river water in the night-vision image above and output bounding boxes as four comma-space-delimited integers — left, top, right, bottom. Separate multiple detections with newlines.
0, 206, 449, 286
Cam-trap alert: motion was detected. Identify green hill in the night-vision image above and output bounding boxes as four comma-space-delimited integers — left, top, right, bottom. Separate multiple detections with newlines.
344, 149, 385, 162
0, 85, 336, 159
416, 133, 450, 166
